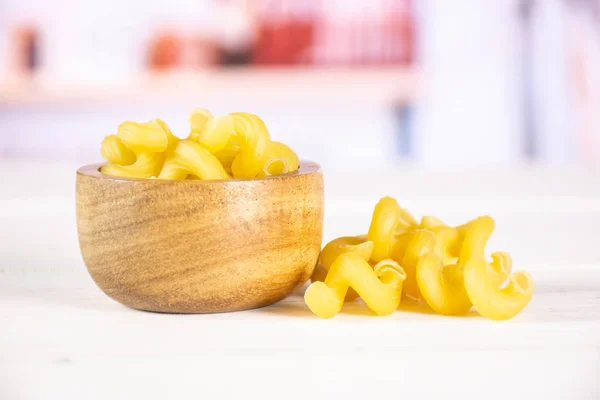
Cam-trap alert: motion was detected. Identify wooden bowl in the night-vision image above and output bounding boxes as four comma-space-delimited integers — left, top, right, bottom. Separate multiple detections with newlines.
76, 162, 324, 313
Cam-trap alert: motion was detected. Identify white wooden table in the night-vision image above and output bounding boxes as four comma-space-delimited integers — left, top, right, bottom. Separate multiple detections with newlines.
1, 160, 599, 399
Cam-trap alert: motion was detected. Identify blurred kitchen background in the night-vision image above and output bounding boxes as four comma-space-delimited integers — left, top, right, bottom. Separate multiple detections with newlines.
1, 0, 599, 170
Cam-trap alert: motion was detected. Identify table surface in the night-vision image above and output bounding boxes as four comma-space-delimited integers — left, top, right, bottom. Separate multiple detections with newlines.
1, 160, 600, 400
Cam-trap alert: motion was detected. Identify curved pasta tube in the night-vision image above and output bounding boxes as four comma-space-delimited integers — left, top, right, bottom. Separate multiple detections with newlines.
420, 215, 449, 231
258, 141, 300, 176
158, 140, 228, 180
394, 206, 419, 235
102, 119, 178, 179
230, 112, 271, 178
457, 216, 495, 267
117, 120, 170, 153
368, 197, 404, 262
416, 254, 472, 315
101, 152, 165, 179
152, 118, 179, 156
391, 229, 436, 299
319, 236, 374, 270
304, 253, 406, 318
488, 251, 513, 286
432, 227, 460, 265
419, 215, 486, 260
100, 135, 136, 166
315, 235, 373, 301
231, 150, 264, 178
310, 263, 360, 301
100, 109, 298, 181
464, 259, 534, 320
213, 137, 242, 175
188, 108, 214, 139
189, 114, 235, 154
416, 216, 496, 315
156, 157, 188, 180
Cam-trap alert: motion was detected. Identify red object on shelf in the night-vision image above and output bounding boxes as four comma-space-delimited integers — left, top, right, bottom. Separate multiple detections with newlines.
254, 0, 319, 65
148, 31, 182, 71
7, 24, 40, 75
253, 0, 414, 67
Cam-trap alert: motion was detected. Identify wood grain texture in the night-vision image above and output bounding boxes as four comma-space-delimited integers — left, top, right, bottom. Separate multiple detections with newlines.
76, 161, 324, 313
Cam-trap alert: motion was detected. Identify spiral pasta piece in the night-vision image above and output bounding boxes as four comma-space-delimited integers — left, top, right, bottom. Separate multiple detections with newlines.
153, 118, 180, 156
213, 137, 242, 175
394, 206, 419, 235
100, 135, 136, 166
158, 140, 229, 180
312, 235, 373, 301
368, 197, 404, 262
319, 236, 374, 270
188, 108, 213, 140
310, 263, 361, 301
305, 196, 534, 321
230, 112, 271, 178
100, 152, 165, 179
464, 259, 534, 320
305, 252, 406, 318
258, 141, 300, 176
419, 215, 449, 231
157, 157, 188, 180
116, 120, 170, 153
416, 216, 496, 315
188, 112, 235, 154
100, 109, 298, 181
391, 229, 435, 299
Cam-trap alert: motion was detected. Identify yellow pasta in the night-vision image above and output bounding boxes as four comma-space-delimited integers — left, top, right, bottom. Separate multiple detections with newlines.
188, 112, 235, 154
213, 137, 242, 175
312, 235, 373, 301
419, 215, 449, 231
394, 206, 419, 235
416, 216, 495, 315
159, 140, 229, 180
258, 141, 300, 176
464, 258, 534, 320
307, 196, 533, 320
156, 156, 188, 180
390, 229, 435, 299
100, 151, 165, 179
310, 263, 361, 301
230, 112, 271, 178
101, 119, 179, 179
116, 120, 170, 153
100, 109, 298, 181
100, 135, 136, 166
188, 108, 213, 140
431, 227, 460, 266
305, 252, 406, 318
368, 196, 404, 262
319, 236, 374, 270
153, 118, 180, 156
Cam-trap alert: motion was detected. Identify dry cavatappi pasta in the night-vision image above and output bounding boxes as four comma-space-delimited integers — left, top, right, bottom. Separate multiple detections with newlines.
305, 196, 534, 320
99, 109, 299, 180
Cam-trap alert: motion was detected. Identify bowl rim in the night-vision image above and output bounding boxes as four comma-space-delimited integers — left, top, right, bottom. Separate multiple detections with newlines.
77, 160, 321, 184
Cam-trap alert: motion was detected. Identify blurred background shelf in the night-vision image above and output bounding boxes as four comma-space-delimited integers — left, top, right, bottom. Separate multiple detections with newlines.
0, 67, 420, 108
1, 0, 599, 165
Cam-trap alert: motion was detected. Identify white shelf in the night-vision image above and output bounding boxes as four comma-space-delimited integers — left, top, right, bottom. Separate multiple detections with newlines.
0, 67, 420, 108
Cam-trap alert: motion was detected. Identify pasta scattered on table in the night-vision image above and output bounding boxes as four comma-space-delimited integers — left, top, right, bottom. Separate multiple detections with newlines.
305, 197, 534, 320
304, 252, 406, 318
100, 109, 299, 180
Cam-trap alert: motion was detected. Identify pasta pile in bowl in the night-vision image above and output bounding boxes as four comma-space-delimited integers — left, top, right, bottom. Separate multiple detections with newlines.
305, 197, 534, 320
100, 109, 299, 180
77, 108, 322, 313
